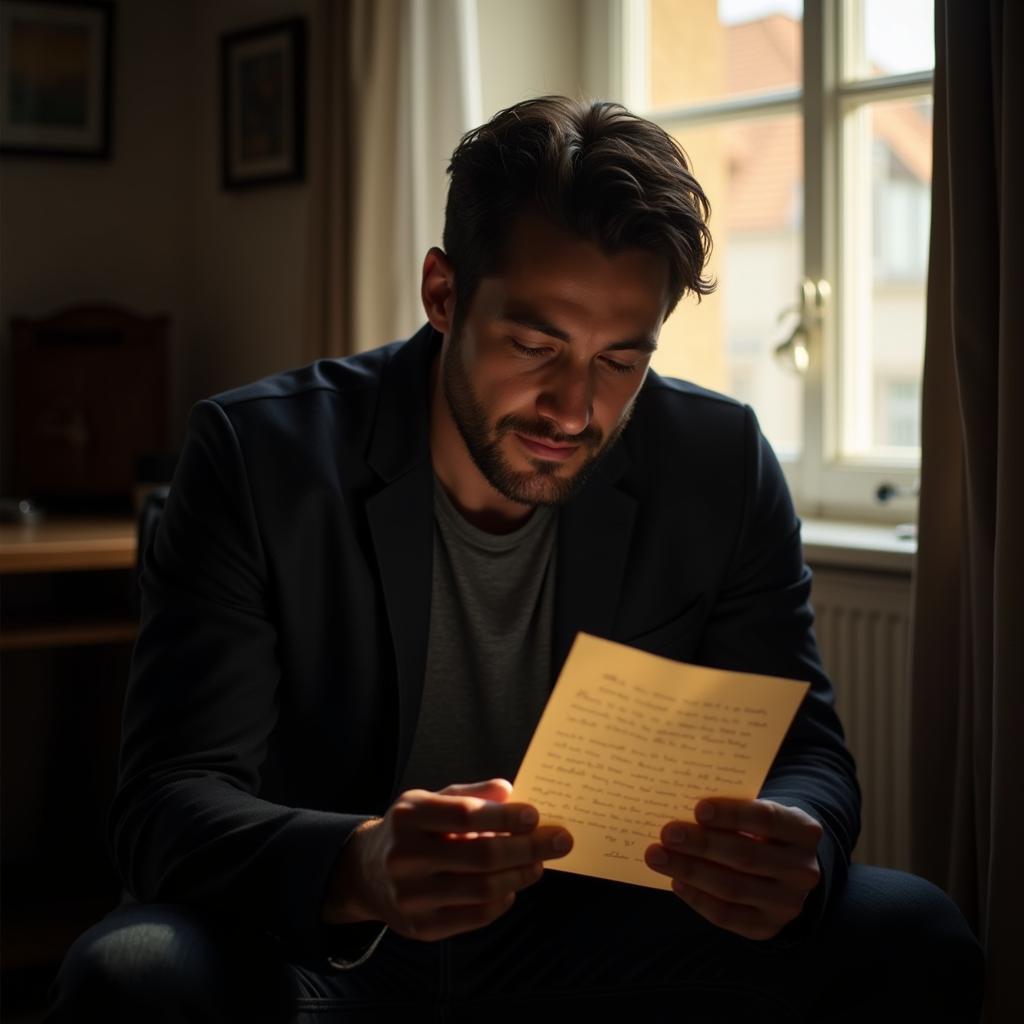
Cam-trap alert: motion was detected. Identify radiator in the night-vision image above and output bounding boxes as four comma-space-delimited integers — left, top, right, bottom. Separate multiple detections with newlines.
807, 566, 913, 872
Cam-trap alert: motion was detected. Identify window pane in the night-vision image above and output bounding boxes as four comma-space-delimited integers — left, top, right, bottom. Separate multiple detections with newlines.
843, 0, 934, 81
648, 0, 802, 110
840, 96, 932, 455
653, 114, 804, 458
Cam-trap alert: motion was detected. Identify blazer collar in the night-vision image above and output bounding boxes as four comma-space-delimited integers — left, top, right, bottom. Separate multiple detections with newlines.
364, 323, 439, 793
366, 322, 439, 483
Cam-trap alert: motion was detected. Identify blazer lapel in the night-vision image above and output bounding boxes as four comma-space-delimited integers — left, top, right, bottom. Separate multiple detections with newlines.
367, 464, 434, 791
552, 440, 637, 679
365, 325, 438, 789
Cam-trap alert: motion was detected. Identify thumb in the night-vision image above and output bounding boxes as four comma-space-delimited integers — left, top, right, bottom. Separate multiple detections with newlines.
438, 778, 513, 803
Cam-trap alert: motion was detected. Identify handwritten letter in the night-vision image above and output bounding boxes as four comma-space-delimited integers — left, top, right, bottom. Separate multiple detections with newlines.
512, 633, 809, 890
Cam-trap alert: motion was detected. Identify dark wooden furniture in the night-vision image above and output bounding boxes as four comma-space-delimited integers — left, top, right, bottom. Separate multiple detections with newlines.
0, 517, 138, 1015
11, 305, 169, 503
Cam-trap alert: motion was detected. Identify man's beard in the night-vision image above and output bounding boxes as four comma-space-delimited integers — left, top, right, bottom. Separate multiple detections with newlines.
441, 330, 636, 507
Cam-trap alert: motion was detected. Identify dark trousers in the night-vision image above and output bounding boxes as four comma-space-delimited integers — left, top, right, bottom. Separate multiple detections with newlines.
45, 864, 983, 1023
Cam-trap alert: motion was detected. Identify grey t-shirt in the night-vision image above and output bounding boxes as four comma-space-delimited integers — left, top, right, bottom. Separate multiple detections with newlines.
394, 479, 558, 794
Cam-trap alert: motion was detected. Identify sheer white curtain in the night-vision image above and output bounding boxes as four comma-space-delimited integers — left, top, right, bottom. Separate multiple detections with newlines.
305, 0, 481, 359
350, 0, 481, 350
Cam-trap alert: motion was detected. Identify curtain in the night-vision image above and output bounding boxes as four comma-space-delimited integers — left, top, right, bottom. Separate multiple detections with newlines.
304, 0, 352, 361
909, 3, 1023, 1021
304, 0, 481, 360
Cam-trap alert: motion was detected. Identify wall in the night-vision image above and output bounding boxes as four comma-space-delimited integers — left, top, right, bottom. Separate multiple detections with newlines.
477, 0, 584, 119
0, 0, 586, 484
186, 0, 317, 413
0, 0, 197, 487
0, 0, 318, 479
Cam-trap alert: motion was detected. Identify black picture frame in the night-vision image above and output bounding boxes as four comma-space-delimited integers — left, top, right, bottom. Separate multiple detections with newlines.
220, 17, 306, 190
0, 0, 115, 160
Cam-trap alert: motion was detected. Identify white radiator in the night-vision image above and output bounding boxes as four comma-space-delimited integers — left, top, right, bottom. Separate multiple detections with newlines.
808, 565, 913, 872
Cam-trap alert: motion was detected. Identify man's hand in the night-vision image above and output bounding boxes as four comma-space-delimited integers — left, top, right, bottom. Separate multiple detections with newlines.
323, 779, 573, 942
644, 798, 823, 941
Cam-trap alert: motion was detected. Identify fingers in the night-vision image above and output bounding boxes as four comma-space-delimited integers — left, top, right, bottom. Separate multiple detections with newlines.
694, 799, 823, 849
395, 861, 545, 913
383, 787, 572, 883
646, 844, 807, 917
643, 800, 824, 941
669, 879, 779, 942
368, 783, 574, 943
390, 824, 572, 876
402, 893, 517, 942
438, 778, 513, 801
657, 822, 821, 890
393, 787, 538, 837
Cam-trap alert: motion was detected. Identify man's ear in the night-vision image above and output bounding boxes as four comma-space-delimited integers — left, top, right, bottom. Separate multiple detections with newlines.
421, 247, 456, 334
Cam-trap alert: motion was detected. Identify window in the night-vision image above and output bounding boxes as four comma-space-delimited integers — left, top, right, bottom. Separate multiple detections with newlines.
591, 0, 934, 520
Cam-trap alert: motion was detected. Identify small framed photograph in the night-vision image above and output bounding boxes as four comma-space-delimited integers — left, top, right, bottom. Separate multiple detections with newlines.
220, 17, 306, 190
0, 0, 115, 159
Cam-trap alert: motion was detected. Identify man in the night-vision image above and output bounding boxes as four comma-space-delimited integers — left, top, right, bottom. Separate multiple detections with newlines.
48, 97, 982, 1022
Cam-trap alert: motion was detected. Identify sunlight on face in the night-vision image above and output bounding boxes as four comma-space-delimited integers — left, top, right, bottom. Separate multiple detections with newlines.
442, 216, 670, 507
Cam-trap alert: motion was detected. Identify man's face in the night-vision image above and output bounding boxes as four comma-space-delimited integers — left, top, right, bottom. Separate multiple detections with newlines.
439, 216, 670, 507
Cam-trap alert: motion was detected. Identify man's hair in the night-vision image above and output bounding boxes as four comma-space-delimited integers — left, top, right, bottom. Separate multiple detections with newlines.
442, 95, 715, 319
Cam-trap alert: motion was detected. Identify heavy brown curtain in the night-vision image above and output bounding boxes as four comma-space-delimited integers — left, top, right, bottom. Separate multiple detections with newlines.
909, 3, 1023, 1021
303, 0, 354, 361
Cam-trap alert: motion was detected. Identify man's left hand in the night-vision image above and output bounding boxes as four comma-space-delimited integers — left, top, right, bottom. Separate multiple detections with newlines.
645, 798, 823, 941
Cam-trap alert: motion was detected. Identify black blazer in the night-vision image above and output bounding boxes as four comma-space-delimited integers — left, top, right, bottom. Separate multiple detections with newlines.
110, 323, 860, 971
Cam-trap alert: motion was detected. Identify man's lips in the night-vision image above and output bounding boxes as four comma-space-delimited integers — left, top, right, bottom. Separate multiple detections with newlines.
514, 433, 581, 462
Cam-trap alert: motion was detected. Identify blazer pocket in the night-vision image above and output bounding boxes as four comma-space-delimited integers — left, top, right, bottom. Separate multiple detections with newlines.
622, 595, 707, 661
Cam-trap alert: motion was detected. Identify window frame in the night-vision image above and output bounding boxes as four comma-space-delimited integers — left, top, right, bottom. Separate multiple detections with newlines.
590, 0, 933, 524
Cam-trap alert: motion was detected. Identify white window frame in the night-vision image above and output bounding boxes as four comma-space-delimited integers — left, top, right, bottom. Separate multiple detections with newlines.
585, 0, 933, 524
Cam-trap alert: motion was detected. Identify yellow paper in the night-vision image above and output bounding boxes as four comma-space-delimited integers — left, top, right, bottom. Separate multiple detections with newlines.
512, 633, 810, 890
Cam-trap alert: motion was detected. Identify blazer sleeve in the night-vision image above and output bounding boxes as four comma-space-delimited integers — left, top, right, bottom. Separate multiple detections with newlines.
693, 405, 862, 942
108, 398, 384, 972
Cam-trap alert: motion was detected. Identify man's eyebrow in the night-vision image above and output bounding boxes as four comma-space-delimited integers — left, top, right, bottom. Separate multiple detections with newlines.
500, 312, 658, 353
605, 335, 658, 354
501, 313, 570, 342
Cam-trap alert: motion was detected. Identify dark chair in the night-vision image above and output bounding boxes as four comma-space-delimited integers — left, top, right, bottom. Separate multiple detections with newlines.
134, 485, 170, 611
10, 305, 169, 504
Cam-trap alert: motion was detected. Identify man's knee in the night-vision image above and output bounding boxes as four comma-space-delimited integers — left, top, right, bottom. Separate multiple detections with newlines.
832, 864, 984, 1019
45, 902, 292, 1023
842, 865, 981, 955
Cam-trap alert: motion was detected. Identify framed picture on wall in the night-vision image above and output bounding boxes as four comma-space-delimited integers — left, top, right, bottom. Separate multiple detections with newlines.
220, 17, 306, 190
0, 0, 115, 159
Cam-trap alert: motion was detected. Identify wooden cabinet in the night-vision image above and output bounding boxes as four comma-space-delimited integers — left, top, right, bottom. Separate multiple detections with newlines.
0, 518, 137, 1016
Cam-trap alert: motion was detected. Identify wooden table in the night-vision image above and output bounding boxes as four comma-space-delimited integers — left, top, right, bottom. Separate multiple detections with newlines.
1, 516, 140, 983
0, 517, 138, 650
0, 516, 137, 574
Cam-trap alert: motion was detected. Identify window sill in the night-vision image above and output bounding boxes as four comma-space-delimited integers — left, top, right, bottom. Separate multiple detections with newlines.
800, 517, 916, 574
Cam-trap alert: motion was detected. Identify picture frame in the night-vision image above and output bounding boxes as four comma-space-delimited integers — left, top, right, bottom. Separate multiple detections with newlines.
0, 0, 115, 159
220, 17, 306, 190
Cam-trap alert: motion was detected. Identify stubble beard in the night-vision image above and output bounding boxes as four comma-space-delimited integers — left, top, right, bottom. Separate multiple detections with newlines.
441, 327, 636, 507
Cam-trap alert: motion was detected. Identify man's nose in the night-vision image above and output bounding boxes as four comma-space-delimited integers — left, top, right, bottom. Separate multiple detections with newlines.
536, 363, 592, 437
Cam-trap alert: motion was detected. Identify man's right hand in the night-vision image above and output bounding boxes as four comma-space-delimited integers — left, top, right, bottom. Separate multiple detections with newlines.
322, 778, 573, 941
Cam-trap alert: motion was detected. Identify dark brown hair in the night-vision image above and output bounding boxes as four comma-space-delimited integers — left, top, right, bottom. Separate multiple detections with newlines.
442, 95, 715, 319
